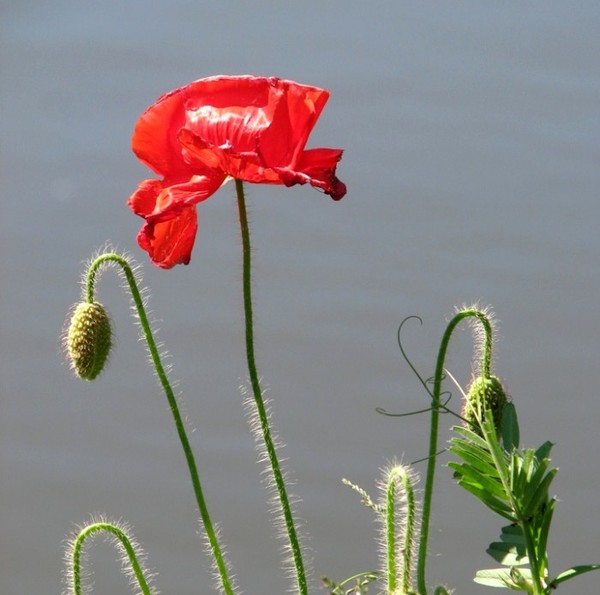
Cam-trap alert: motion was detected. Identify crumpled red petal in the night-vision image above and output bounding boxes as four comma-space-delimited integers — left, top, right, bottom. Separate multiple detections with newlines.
275, 148, 346, 200
137, 205, 198, 268
128, 174, 226, 221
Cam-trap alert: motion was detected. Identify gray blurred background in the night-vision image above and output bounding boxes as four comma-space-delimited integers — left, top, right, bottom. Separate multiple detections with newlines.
1, 1, 599, 593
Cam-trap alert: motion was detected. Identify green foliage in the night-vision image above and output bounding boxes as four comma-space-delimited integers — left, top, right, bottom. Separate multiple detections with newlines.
449, 405, 599, 593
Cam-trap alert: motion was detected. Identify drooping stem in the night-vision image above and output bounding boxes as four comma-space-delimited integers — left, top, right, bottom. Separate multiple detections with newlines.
85, 253, 235, 595
416, 308, 493, 594
234, 179, 307, 595
69, 521, 152, 595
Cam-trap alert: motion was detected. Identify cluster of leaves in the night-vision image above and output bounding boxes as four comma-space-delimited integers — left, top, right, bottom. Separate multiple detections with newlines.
449, 403, 599, 593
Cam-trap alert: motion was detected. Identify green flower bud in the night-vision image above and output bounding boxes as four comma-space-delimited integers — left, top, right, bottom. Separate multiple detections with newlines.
462, 375, 508, 435
66, 301, 112, 380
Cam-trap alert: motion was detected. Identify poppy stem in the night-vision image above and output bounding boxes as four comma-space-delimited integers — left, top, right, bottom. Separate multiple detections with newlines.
235, 180, 308, 595
415, 308, 494, 595
84, 253, 236, 595
68, 520, 153, 595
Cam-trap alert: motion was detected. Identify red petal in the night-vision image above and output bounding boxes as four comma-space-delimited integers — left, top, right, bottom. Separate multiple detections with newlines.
137, 205, 198, 268
134, 76, 332, 178
128, 174, 226, 221
178, 128, 280, 184
132, 88, 192, 177
277, 148, 346, 200
257, 82, 329, 168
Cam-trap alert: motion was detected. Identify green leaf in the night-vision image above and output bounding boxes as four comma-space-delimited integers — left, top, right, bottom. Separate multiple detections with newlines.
501, 403, 520, 451
450, 461, 509, 501
550, 564, 600, 588
452, 425, 490, 450
522, 468, 556, 519
453, 470, 505, 500
449, 440, 498, 476
474, 567, 533, 590
536, 497, 555, 564
454, 479, 516, 520
474, 568, 514, 587
487, 525, 530, 567
535, 441, 554, 461
487, 540, 529, 567
499, 524, 526, 543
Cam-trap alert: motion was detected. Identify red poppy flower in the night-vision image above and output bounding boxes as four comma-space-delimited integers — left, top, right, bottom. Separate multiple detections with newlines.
128, 75, 346, 268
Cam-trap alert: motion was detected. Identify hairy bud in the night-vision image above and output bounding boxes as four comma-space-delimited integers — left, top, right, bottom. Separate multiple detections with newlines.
65, 301, 112, 380
462, 375, 508, 435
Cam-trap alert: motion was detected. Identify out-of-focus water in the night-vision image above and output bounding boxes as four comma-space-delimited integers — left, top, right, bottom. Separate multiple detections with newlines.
2, 2, 599, 593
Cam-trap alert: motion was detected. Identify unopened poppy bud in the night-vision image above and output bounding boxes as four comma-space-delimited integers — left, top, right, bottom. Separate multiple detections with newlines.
66, 301, 112, 380
462, 375, 508, 435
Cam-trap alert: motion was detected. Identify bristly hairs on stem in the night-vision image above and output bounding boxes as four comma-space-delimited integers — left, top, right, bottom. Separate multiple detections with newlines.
64, 248, 238, 595
235, 179, 308, 595
342, 463, 420, 595
455, 302, 498, 380
241, 382, 313, 592
63, 515, 158, 595
377, 463, 419, 595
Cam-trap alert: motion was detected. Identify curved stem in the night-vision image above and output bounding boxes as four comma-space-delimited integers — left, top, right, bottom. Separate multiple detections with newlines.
85, 253, 235, 595
70, 521, 152, 595
416, 309, 493, 594
235, 179, 307, 595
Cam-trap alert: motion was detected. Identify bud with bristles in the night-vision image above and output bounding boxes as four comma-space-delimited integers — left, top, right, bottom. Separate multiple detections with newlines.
462, 375, 508, 436
65, 301, 112, 380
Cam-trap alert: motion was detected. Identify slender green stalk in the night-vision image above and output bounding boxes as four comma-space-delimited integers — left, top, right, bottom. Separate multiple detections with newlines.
70, 521, 152, 595
85, 253, 235, 595
234, 179, 307, 595
416, 309, 493, 594
386, 476, 398, 594
385, 466, 417, 594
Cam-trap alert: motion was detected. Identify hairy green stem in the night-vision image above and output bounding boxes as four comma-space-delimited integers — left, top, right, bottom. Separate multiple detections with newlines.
416, 309, 493, 594
235, 179, 307, 595
386, 476, 398, 593
70, 521, 152, 595
85, 253, 235, 595
386, 466, 416, 594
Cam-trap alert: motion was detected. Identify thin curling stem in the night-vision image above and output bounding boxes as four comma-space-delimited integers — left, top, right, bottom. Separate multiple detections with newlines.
70, 521, 152, 595
235, 179, 307, 595
416, 309, 493, 594
85, 253, 235, 595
